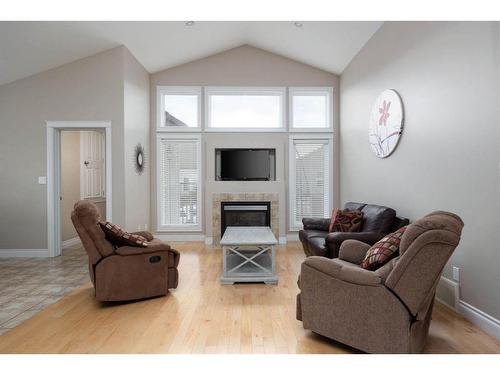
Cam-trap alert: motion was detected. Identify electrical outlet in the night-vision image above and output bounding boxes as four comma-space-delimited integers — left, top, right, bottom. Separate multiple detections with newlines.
144, 223, 148, 230
452, 266, 460, 282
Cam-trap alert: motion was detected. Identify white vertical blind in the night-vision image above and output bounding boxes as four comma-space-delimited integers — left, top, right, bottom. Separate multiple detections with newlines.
158, 136, 201, 229
291, 139, 330, 228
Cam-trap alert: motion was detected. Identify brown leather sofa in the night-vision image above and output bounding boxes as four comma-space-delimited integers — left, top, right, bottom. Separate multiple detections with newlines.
71, 200, 180, 302
299, 202, 409, 258
297, 211, 464, 353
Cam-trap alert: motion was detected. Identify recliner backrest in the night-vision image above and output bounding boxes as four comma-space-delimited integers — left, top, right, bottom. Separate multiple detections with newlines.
385, 211, 464, 318
71, 200, 115, 265
344, 202, 396, 233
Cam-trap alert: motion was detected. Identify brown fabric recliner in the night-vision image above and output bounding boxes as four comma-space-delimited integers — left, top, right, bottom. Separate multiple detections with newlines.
299, 202, 409, 258
296, 211, 463, 353
71, 200, 180, 302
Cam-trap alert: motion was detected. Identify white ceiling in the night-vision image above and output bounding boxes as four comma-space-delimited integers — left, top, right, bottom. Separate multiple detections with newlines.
0, 21, 382, 86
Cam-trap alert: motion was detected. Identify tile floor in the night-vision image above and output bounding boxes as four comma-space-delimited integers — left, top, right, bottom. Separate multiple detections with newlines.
0, 245, 88, 335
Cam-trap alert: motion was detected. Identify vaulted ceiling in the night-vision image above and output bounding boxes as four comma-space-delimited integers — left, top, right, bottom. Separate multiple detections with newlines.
0, 21, 382, 86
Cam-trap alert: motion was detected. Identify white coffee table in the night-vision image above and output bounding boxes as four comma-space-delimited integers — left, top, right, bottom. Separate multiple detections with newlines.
220, 226, 278, 285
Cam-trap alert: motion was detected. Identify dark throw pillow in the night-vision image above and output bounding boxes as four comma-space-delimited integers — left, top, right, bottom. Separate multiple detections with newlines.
329, 209, 364, 233
99, 221, 148, 248
361, 226, 408, 271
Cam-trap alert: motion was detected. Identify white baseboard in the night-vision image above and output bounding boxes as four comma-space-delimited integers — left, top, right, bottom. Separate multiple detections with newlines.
0, 249, 50, 258
62, 237, 81, 250
279, 236, 287, 245
436, 276, 500, 340
457, 300, 500, 340
155, 233, 206, 242
205, 236, 213, 245
286, 233, 299, 242
436, 276, 459, 310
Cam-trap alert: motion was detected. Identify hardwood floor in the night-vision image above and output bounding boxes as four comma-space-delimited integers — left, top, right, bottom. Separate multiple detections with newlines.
0, 242, 498, 354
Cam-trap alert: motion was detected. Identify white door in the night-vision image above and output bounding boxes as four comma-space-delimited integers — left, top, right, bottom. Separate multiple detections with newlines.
80, 130, 105, 199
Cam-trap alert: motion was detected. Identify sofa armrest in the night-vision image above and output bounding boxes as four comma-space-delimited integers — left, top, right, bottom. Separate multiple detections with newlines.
302, 217, 330, 231
302, 256, 381, 286
115, 240, 171, 256
131, 231, 154, 241
339, 240, 372, 265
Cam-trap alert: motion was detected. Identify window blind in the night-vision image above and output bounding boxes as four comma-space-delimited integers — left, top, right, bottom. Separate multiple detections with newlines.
158, 137, 201, 229
291, 139, 330, 228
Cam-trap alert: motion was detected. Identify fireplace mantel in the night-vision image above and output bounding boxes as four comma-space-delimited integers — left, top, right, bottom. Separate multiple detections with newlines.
212, 193, 279, 245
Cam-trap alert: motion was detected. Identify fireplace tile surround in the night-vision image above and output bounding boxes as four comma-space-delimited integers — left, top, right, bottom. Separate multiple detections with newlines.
212, 193, 279, 245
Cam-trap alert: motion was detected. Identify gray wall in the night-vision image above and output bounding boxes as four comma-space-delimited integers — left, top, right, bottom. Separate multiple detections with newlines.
123, 49, 151, 231
0, 47, 127, 249
0, 45, 153, 250
340, 22, 500, 319
150, 45, 339, 237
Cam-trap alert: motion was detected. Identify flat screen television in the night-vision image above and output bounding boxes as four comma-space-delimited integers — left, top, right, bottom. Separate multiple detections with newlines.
218, 149, 273, 181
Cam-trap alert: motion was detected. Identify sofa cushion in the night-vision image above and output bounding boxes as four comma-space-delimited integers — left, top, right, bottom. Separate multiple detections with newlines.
99, 221, 148, 248
329, 209, 363, 233
361, 226, 407, 270
360, 204, 396, 233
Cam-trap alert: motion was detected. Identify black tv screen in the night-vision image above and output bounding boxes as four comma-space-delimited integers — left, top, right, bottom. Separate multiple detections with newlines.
219, 149, 271, 181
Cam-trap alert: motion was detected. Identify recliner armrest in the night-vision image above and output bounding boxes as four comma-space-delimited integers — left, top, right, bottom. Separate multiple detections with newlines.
131, 231, 154, 241
302, 256, 381, 286
302, 217, 330, 231
339, 240, 372, 265
325, 231, 382, 258
326, 231, 382, 246
115, 240, 171, 256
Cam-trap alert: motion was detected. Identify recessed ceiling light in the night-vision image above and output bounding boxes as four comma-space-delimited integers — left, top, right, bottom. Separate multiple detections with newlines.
185, 21, 195, 26
294, 22, 303, 28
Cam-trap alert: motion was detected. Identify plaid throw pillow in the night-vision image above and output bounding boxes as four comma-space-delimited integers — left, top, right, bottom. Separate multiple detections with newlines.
329, 209, 364, 233
99, 221, 148, 248
361, 226, 408, 270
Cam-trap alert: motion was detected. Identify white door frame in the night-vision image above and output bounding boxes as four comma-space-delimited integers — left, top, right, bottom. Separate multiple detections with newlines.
46, 121, 112, 257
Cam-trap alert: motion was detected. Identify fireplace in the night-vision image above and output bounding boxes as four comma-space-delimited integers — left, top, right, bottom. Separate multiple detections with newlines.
221, 201, 271, 237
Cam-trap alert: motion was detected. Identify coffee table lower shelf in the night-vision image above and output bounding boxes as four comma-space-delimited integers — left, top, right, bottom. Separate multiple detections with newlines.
220, 247, 278, 285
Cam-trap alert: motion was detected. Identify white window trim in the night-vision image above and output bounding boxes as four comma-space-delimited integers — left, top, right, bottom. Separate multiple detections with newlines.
156, 86, 202, 132
204, 86, 286, 132
289, 87, 334, 132
156, 133, 203, 232
288, 133, 334, 231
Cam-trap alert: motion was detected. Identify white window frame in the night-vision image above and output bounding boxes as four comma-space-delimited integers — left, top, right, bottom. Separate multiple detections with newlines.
204, 86, 286, 132
157, 86, 202, 132
289, 87, 334, 132
288, 133, 334, 231
156, 133, 203, 232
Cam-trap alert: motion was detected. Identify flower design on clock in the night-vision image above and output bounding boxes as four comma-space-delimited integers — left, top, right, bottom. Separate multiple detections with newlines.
379, 100, 391, 126
369, 90, 404, 158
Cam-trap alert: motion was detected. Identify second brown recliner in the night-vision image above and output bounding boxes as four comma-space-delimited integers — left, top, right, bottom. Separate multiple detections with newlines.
297, 211, 464, 353
71, 200, 180, 302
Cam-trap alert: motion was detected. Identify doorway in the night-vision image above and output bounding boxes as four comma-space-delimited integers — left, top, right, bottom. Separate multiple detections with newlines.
47, 121, 112, 257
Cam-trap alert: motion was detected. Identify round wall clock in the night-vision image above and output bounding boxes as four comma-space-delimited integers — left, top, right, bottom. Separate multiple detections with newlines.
369, 89, 404, 158
134, 143, 146, 175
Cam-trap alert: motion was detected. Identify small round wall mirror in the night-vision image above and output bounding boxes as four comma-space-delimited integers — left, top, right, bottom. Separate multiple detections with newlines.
134, 143, 145, 175
369, 89, 404, 158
